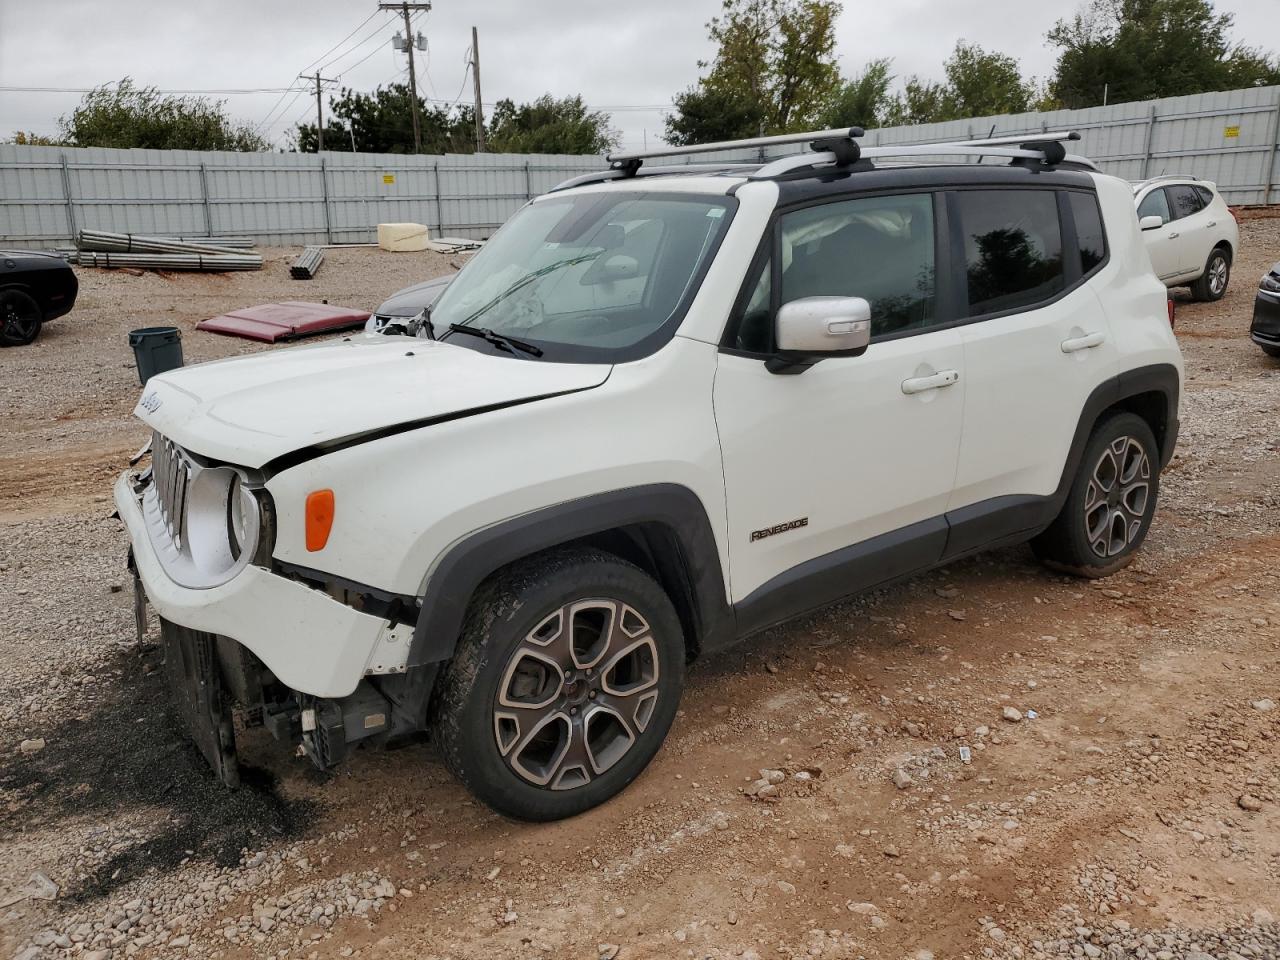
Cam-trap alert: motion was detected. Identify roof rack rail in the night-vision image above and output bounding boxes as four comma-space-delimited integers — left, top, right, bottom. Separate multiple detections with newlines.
604, 127, 865, 177
549, 161, 761, 193
752, 131, 1092, 178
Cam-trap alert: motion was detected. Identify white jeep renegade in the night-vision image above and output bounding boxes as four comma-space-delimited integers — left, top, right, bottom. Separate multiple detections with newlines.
116, 129, 1183, 820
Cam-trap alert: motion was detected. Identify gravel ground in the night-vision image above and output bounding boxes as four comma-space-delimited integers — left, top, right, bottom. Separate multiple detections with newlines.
1, 219, 1278, 960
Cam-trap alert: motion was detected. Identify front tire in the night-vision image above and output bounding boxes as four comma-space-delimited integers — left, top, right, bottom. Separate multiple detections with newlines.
1261, 344, 1280, 359
1032, 412, 1160, 578
1190, 247, 1229, 302
0, 288, 43, 346
432, 548, 685, 821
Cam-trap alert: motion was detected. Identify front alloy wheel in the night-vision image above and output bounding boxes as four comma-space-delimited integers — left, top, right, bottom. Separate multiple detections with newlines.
433, 549, 685, 821
495, 599, 661, 791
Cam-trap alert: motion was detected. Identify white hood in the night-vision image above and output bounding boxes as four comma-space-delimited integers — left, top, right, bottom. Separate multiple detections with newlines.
135, 334, 611, 468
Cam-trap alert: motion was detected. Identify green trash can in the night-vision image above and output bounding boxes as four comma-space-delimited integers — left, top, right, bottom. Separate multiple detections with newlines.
128, 327, 183, 385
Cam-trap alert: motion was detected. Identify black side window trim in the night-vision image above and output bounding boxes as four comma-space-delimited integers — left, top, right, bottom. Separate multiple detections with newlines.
717, 185, 1111, 356
718, 187, 952, 354
943, 185, 1110, 328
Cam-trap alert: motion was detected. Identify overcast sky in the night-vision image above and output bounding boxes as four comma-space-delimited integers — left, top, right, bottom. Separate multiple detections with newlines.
0, 0, 1275, 152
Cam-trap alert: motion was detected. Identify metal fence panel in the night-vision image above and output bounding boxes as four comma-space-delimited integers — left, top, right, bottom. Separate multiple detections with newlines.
2, 85, 1276, 248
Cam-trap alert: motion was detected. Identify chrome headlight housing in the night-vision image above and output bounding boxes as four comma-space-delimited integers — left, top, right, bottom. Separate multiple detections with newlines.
143, 435, 274, 588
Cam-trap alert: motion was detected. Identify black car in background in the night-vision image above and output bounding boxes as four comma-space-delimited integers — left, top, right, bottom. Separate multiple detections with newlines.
1253, 262, 1280, 359
1, 250, 78, 346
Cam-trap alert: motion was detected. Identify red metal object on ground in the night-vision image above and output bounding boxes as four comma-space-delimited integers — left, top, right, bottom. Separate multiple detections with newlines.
196, 301, 370, 342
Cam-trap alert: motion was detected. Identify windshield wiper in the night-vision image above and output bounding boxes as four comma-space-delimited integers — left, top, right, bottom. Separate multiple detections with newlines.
459, 253, 600, 326
447, 323, 544, 357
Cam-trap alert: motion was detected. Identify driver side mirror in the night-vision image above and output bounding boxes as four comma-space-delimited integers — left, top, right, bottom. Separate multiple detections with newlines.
768, 296, 871, 374
1139, 214, 1165, 231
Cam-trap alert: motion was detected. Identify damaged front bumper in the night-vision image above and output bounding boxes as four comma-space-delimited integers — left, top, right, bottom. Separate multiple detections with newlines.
115, 469, 401, 699
117, 469, 426, 785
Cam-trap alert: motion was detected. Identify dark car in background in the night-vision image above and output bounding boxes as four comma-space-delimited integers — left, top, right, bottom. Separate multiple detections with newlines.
365, 273, 452, 334
1252, 262, 1280, 359
1, 250, 78, 346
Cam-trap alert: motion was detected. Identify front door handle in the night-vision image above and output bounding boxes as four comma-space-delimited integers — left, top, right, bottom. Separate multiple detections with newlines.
901, 369, 960, 395
1061, 331, 1106, 353
1167, 231, 1180, 239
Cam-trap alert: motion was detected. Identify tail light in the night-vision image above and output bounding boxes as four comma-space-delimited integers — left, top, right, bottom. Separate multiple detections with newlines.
1167, 298, 1175, 329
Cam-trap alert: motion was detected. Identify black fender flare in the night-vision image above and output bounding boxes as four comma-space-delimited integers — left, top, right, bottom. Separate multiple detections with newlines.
407, 483, 733, 667
1052, 361, 1180, 510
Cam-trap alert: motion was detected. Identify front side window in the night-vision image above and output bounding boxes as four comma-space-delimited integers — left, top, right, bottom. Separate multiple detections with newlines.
1068, 192, 1107, 275
430, 192, 734, 361
778, 193, 936, 337
955, 189, 1064, 317
1166, 184, 1204, 220
1137, 188, 1171, 223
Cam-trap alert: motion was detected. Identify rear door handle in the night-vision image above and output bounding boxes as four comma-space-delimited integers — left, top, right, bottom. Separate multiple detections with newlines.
901, 369, 960, 395
1061, 331, 1106, 353
1207, 220, 1217, 227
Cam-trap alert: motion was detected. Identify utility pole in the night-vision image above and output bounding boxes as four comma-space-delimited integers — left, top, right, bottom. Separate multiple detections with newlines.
301, 72, 338, 152
471, 26, 485, 152
380, 2, 431, 153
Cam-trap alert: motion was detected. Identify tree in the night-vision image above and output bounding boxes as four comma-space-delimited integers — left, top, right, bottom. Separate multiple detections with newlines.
664, 0, 841, 144
883, 78, 954, 126
819, 59, 893, 130
1048, 0, 1280, 109
485, 95, 618, 154
944, 42, 1033, 117
664, 85, 765, 146
294, 83, 474, 154
5, 131, 62, 146
59, 79, 267, 151
884, 41, 1035, 125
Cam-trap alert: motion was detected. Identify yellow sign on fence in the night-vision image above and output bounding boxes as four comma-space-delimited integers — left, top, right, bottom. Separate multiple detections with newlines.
382, 173, 396, 184
1224, 125, 1240, 138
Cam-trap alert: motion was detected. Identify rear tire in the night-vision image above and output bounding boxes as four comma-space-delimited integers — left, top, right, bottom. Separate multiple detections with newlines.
0, 288, 42, 346
1190, 247, 1229, 302
1261, 344, 1280, 359
1032, 412, 1160, 578
432, 548, 685, 821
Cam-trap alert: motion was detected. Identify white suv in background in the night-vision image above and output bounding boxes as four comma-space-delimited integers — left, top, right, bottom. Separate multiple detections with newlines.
1134, 176, 1238, 301
116, 130, 1183, 820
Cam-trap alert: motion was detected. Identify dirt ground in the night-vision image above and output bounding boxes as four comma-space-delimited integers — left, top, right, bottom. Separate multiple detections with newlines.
1, 222, 1278, 960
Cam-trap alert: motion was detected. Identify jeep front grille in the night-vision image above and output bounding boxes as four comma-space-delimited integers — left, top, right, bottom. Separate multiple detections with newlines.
151, 431, 191, 548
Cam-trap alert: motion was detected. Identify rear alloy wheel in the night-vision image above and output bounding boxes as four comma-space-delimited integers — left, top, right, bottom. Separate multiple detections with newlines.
0, 288, 42, 346
433, 548, 685, 821
1032, 412, 1160, 578
1190, 248, 1229, 302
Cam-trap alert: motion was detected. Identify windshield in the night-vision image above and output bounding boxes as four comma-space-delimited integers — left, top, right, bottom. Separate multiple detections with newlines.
430, 191, 735, 361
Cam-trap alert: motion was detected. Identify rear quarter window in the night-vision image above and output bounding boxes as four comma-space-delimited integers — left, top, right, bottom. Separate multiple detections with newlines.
1068, 192, 1107, 276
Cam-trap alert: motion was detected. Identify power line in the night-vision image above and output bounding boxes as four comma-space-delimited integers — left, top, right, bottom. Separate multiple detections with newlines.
299, 9, 381, 74
319, 16, 398, 74
0, 84, 297, 95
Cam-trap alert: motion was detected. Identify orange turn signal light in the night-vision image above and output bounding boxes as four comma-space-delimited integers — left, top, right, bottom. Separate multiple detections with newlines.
305, 489, 335, 551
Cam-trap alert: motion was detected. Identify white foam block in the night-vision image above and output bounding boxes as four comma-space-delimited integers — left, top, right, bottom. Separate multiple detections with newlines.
377, 222, 430, 252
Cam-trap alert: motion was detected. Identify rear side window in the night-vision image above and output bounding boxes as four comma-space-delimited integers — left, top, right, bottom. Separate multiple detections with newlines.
954, 190, 1064, 317
1194, 185, 1215, 207
1137, 189, 1171, 222
778, 193, 936, 337
1166, 185, 1204, 220
1068, 192, 1107, 275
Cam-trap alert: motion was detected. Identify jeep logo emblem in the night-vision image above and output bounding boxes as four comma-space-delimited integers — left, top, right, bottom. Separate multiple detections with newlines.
139, 391, 162, 413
